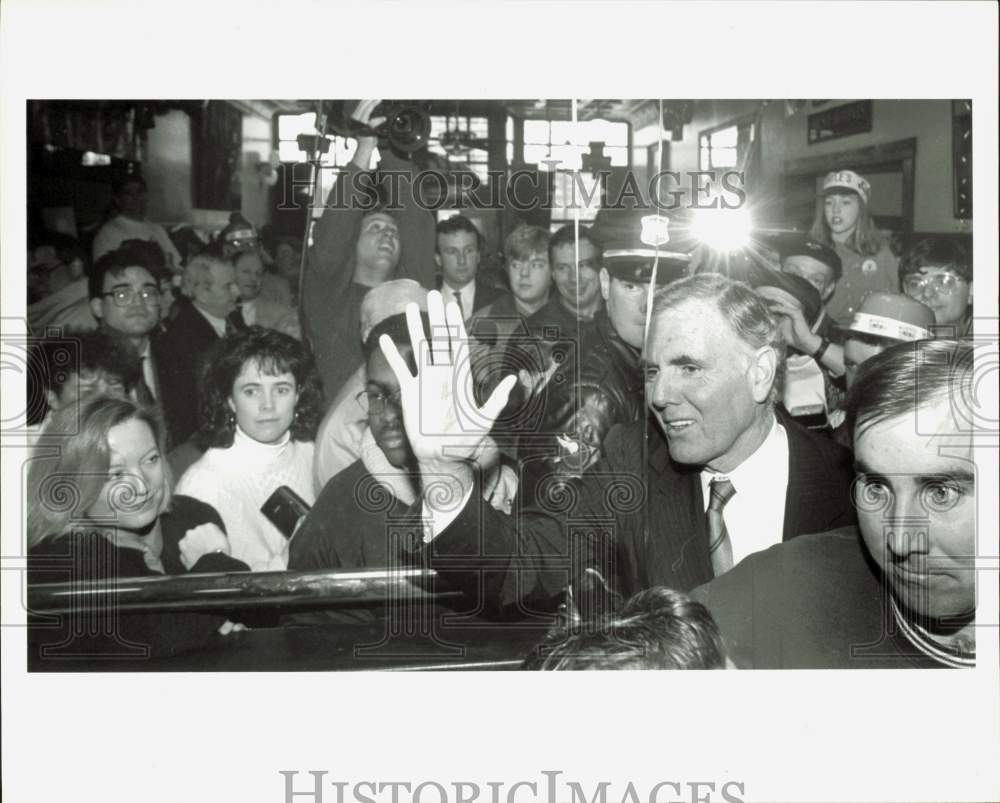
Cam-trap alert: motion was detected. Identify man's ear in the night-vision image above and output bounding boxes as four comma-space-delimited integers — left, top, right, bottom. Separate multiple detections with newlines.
89, 297, 104, 320
599, 268, 611, 301
749, 346, 778, 403
433, 252, 442, 270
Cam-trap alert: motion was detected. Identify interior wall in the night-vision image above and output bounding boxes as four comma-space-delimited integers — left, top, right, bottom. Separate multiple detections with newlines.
143, 107, 274, 229
144, 109, 192, 224
666, 99, 966, 234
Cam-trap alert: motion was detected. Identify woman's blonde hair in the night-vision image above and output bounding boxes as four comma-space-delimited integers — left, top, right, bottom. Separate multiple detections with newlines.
26, 396, 172, 547
808, 188, 885, 257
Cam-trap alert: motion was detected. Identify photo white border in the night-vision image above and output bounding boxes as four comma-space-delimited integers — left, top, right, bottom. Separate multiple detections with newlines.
2, 2, 998, 802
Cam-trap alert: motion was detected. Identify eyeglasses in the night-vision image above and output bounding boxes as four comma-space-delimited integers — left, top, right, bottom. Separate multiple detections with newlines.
902, 272, 966, 297
356, 388, 403, 415
102, 287, 160, 306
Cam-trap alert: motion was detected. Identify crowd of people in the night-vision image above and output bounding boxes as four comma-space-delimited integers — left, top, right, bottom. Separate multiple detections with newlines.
24, 105, 979, 670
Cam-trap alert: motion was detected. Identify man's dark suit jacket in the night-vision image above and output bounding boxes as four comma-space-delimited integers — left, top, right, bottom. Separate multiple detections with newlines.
435, 276, 507, 316
412, 409, 856, 617
157, 298, 224, 446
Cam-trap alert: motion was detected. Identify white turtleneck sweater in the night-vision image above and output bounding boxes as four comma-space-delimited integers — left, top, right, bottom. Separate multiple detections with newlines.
175, 428, 315, 571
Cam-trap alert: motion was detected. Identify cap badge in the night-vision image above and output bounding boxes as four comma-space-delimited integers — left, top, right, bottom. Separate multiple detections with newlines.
640, 215, 671, 247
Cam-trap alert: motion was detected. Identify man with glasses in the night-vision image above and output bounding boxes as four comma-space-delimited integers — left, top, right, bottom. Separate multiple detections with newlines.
900, 238, 973, 336
88, 243, 169, 415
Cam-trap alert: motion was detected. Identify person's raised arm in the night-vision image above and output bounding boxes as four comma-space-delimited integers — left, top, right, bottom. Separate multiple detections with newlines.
379, 291, 516, 539
306, 99, 386, 290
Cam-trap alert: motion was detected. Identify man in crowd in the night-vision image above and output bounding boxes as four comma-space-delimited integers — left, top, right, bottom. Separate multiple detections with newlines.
470, 224, 552, 350
158, 252, 240, 445
380, 274, 856, 617
434, 214, 505, 323
26, 329, 140, 453
302, 99, 436, 406
27, 232, 96, 334
527, 224, 604, 337
518, 210, 690, 500
693, 339, 978, 669
900, 237, 973, 336
295, 286, 511, 573
772, 236, 845, 378
824, 290, 935, 443
92, 174, 182, 270
88, 243, 170, 411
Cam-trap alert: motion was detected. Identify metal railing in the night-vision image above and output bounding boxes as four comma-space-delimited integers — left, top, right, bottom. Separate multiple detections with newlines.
28, 567, 457, 614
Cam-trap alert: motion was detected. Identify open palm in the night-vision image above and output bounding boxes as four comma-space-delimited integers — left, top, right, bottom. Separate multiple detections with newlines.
379, 291, 516, 466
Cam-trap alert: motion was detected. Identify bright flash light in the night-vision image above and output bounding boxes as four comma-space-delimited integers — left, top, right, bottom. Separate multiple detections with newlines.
690, 207, 753, 252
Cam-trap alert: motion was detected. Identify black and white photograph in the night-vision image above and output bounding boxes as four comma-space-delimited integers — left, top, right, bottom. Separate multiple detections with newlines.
2, 2, 998, 802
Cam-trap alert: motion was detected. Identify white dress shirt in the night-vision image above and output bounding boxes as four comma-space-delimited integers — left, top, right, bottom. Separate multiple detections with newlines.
140, 341, 158, 400
443, 281, 476, 321
699, 415, 789, 566
240, 299, 257, 327
193, 304, 228, 338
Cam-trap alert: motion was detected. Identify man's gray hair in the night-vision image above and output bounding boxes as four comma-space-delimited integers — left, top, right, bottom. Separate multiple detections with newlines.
651, 273, 786, 401
181, 253, 226, 298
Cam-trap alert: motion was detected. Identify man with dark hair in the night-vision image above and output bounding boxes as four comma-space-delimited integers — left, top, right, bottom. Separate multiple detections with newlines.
27, 231, 96, 334
379, 275, 856, 617
302, 99, 436, 405
900, 237, 973, 336
25, 329, 140, 451
694, 339, 978, 669
434, 214, 505, 322
527, 224, 604, 337
523, 587, 729, 670
518, 210, 690, 497
92, 174, 182, 270
88, 243, 170, 414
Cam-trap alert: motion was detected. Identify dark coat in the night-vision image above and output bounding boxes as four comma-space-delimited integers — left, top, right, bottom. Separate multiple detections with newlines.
517, 310, 643, 494
435, 276, 508, 316
691, 527, 956, 669
157, 298, 224, 445
27, 496, 249, 665
303, 157, 437, 405
411, 409, 857, 616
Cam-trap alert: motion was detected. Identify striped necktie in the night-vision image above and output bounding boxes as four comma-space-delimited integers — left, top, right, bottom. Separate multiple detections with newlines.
453, 289, 466, 320
707, 477, 736, 576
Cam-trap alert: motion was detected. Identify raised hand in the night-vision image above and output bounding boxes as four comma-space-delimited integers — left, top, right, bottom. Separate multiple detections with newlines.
379, 291, 517, 471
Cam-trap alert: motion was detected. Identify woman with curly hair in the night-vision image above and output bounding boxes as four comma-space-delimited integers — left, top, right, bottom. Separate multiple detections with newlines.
808, 169, 899, 328
175, 326, 322, 571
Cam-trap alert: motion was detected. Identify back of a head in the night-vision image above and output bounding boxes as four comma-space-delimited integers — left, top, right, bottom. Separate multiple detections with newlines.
523, 587, 727, 670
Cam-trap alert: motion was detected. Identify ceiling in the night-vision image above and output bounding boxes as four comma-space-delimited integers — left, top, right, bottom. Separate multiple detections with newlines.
229, 99, 668, 128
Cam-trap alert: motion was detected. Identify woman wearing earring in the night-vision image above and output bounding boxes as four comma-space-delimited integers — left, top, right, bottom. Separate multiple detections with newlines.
808, 169, 899, 328
176, 327, 322, 571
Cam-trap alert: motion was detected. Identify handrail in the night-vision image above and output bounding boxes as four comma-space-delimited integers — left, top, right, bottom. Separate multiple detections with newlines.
28, 567, 457, 614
